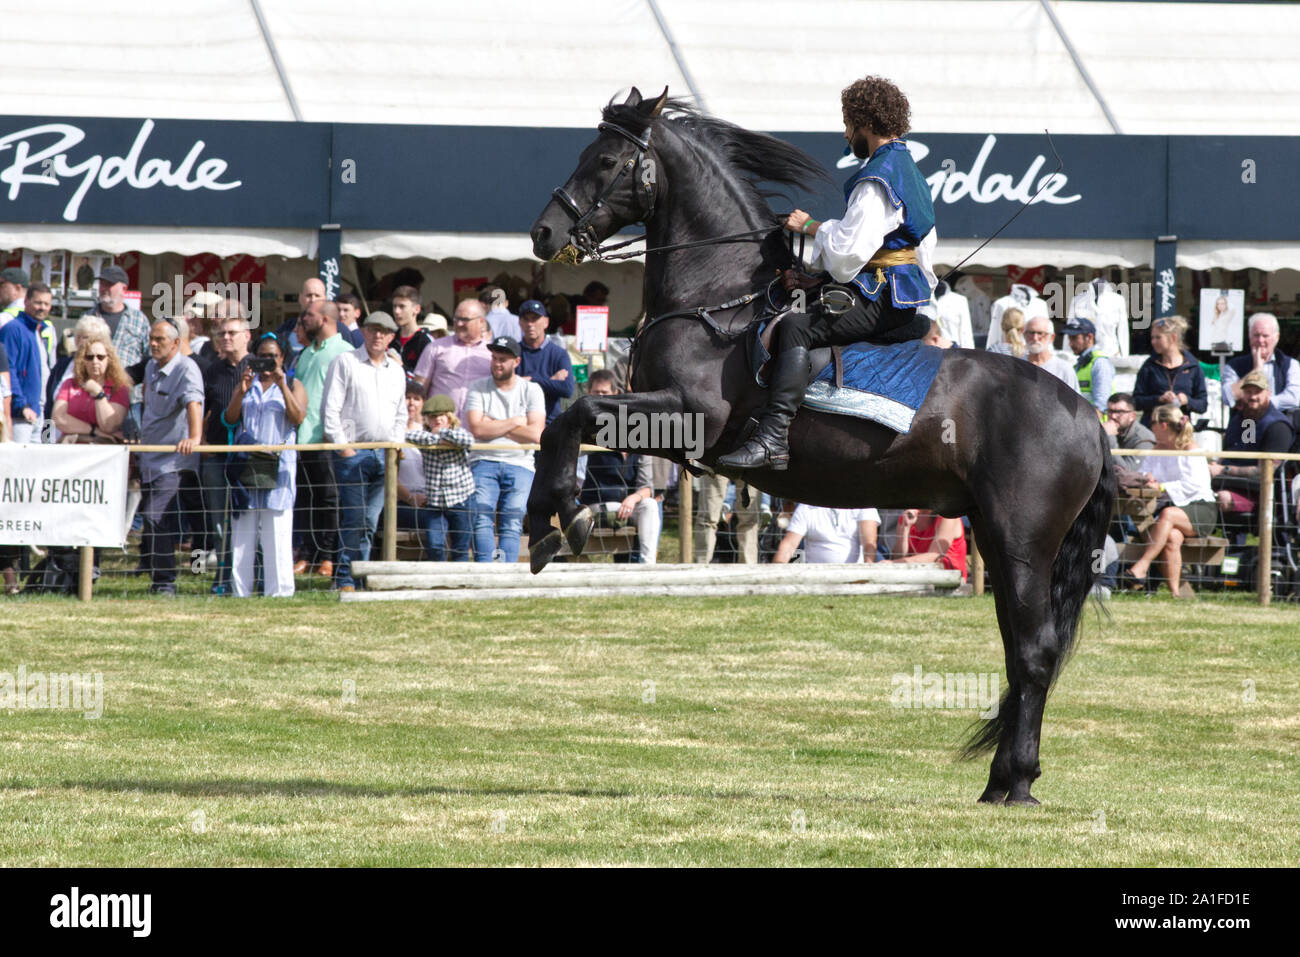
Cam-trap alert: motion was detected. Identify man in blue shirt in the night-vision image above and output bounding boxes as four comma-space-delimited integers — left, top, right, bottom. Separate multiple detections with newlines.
515, 299, 573, 424
0, 283, 45, 442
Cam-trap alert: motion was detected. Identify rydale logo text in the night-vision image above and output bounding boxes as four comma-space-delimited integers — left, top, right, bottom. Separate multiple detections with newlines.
0, 119, 241, 221
838, 134, 1082, 206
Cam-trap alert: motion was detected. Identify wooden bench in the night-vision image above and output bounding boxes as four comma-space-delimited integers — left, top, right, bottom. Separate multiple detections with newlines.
1119, 536, 1229, 567
555, 525, 639, 560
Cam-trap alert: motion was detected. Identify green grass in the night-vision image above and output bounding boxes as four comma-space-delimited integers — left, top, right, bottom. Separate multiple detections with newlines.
0, 591, 1295, 866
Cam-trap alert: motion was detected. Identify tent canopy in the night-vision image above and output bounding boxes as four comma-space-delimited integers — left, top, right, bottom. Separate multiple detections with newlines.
5, 1, 1297, 268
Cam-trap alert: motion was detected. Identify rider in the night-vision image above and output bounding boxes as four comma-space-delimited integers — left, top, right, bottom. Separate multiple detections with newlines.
718, 75, 937, 471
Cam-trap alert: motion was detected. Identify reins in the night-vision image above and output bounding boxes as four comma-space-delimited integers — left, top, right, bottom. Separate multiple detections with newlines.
591, 226, 777, 262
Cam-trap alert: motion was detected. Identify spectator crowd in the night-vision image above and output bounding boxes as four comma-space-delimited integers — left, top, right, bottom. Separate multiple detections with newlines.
1, 262, 1298, 600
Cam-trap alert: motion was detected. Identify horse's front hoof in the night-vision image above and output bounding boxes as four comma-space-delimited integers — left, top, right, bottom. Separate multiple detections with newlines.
977, 789, 1008, 805
529, 530, 565, 575
562, 507, 594, 556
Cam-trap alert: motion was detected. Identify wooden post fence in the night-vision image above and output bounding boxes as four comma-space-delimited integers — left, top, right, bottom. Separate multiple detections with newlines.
1259, 458, 1274, 606
679, 474, 693, 563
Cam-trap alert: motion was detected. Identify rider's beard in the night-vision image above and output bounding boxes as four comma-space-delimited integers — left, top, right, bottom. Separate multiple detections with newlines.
850, 130, 874, 159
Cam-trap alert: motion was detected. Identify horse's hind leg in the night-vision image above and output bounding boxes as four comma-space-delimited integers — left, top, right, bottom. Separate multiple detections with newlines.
970, 517, 1062, 805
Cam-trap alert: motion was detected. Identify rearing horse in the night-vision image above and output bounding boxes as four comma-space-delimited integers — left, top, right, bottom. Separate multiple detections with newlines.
528, 88, 1114, 805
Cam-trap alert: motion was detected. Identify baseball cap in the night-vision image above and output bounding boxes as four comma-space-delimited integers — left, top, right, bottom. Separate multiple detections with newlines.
519, 299, 548, 318
362, 310, 398, 332
421, 394, 455, 415
1062, 318, 1096, 336
488, 336, 522, 357
0, 267, 29, 285
95, 265, 129, 286
420, 312, 448, 333
1240, 370, 1271, 392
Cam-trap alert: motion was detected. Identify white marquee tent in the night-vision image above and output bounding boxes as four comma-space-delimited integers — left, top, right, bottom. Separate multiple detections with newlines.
4, 0, 1299, 269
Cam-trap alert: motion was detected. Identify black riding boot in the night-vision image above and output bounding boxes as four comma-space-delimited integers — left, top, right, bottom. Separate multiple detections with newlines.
716, 346, 810, 471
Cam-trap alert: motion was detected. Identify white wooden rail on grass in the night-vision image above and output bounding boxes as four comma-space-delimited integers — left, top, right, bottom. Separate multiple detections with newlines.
343, 561, 962, 602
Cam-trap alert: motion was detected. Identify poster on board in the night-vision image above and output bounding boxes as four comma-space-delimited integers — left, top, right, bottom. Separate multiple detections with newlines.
1198, 288, 1244, 353
575, 305, 609, 353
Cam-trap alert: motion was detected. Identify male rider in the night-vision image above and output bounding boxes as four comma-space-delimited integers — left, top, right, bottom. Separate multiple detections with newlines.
719, 76, 936, 471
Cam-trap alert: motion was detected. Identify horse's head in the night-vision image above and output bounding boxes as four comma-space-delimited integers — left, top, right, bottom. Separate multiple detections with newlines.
531, 86, 667, 263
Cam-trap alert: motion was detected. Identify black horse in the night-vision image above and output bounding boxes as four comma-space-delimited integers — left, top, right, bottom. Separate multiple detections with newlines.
528, 88, 1114, 805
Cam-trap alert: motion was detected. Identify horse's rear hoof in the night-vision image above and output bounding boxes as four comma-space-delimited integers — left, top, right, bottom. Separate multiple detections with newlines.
1004, 795, 1041, 807
563, 507, 594, 556
977, 790, 1007, 805
529, 530, 564, 575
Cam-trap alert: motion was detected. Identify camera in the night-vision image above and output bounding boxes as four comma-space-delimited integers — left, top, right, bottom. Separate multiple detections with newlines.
249, 356, 277, 374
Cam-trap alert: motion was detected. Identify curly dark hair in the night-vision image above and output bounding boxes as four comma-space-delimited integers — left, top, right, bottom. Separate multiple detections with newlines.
841, 76, 911, 138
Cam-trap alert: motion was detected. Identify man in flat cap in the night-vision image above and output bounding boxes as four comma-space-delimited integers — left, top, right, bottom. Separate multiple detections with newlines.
321, 310, 408, 590
1211, 369, 1296, 529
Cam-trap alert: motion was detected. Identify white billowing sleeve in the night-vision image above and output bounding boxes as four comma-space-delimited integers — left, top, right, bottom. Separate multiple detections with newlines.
808, 180, 898, 283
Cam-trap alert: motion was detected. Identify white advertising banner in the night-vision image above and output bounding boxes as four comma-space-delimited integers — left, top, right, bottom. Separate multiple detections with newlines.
0, 444, 129, 547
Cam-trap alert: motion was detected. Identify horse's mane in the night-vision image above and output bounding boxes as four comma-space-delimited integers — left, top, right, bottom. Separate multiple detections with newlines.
601, 97, 830, 211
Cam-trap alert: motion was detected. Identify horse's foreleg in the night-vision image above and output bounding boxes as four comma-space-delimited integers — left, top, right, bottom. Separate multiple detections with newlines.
527, 389, 687, 574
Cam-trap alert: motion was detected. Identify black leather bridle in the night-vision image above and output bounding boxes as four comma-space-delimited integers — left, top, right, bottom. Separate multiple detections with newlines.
550, 120, 658, 260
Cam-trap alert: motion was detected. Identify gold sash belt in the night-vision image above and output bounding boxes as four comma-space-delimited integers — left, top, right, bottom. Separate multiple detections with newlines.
865, 246, 918, 268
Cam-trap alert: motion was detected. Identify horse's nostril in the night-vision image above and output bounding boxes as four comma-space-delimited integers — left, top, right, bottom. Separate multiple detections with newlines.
532, 224, 551, 245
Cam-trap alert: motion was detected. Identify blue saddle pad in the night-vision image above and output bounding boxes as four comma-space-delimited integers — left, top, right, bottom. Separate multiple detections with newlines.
803, 339, 944, 434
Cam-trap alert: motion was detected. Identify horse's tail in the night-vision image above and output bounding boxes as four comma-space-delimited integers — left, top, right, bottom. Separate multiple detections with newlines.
962, 423, 1115, 758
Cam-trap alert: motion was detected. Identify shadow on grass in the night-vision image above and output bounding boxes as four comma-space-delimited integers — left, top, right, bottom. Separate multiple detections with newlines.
34, 777, 886, 805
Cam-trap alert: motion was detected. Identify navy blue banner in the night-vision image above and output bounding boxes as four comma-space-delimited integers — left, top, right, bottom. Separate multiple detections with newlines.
780, 132, 1167, 240
318, 226, 342, 299
1168, 136, 1300, 240
1154, 238, 1178, 318
328, 124, 587, 232
0, 116, 329, 227
1, 115, 1297, 244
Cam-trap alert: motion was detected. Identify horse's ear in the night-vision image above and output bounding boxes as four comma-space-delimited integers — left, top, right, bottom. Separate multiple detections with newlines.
625, 87, 644, 108
647, 87, 669, 117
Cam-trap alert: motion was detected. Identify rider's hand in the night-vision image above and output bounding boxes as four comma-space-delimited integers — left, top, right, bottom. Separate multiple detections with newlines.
784, 210, 812, 234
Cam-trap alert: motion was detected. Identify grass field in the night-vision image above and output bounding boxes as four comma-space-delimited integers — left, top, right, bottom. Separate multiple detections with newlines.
0, 590, 1296, 866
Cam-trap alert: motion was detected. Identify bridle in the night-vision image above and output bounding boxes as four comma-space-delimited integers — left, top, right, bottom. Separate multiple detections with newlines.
548, 116, 781, 263
550, 120, 658, 261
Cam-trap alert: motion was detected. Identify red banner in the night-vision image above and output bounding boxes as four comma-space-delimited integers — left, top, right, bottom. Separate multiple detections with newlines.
227, 255, 266, 285
183, 253, 223, 287
1006, 265, 1045, 292
115, 251, 141, 290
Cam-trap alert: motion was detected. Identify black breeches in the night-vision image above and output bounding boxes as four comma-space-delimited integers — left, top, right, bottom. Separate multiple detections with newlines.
774, 287, 927, 352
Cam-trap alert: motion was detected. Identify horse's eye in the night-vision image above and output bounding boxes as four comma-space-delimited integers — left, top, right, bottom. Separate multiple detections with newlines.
599, 155, 618, 170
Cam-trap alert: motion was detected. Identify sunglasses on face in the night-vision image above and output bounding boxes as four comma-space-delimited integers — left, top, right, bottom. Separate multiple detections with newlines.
86, 353, 109, 361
